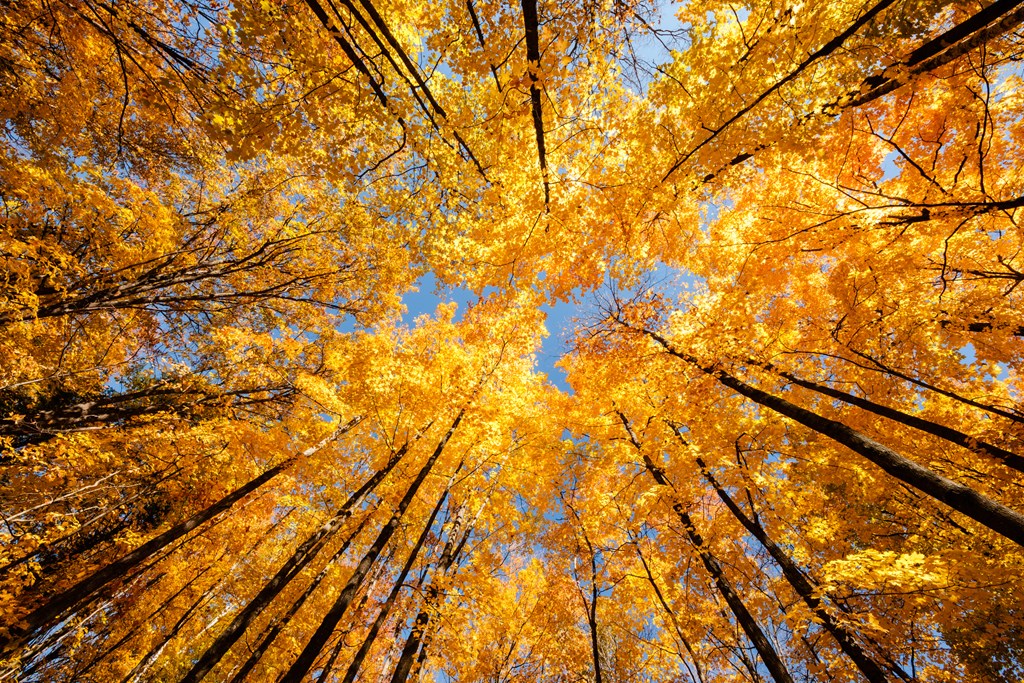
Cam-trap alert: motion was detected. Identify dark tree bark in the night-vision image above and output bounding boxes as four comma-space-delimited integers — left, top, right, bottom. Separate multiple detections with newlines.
698, 0, 1024, 185
0, 418, 360, 657
119, 511, 293, 683
520, 0, 550, 205
618, 413, 796, 683
567, 502, 604, 683
623, 320, 1024, 547
340, 475, 455, 683
663, 0, 900, 182
841, 346, 1024, 425
226, 511, 374, 683
0, 228, 356, 327
181, 428, 410, 683
674, 422, 896, 683
71, 569, 206, 680
758, 362, 1024, 473
834, 0, 1024, 111
0, 383, 295, 441
279, 410, 465, 683
389, 500, 471, 683
631, 538, 707, 683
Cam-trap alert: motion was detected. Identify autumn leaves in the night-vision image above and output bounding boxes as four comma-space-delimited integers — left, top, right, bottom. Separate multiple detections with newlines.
3, 0, 1024, 681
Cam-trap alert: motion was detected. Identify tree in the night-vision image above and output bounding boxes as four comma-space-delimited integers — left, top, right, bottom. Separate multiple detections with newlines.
4, 0, 1024, 680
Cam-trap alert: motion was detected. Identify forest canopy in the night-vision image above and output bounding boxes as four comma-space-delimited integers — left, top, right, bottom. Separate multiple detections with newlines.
2, 0, 1024, 681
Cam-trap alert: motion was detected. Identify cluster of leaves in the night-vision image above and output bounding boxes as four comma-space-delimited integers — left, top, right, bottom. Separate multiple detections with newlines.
1, 0, 1023, 681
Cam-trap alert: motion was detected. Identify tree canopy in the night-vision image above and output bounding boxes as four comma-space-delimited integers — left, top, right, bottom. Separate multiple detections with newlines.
2, 0, 1023, 680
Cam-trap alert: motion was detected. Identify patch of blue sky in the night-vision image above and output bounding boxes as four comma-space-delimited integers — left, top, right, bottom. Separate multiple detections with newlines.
398, 254, 703, 396
880, 149, 901, 183
617, 0, 689, 94
958, 342, 1010, 381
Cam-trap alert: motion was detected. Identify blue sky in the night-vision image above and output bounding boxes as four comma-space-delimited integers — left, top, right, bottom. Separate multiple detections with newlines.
399, 273, 578, 391
400, 260, 698, 394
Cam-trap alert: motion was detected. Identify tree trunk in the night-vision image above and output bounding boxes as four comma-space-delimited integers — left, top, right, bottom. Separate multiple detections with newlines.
633, 324, 1024, 547
340, 471, 457, 683
118, 515, 289, 683
72, 571, 197, 680
631, 539, 707, 683
226, 511, 374, 683
834, 0, 1024, 110
181, 430, 409, 683
845, 346, 1024, 425
1, 384, 295, 441
0, 419, 360, 657
279, 410, 465, 683
618, 413, 796, 683
389, 498, 470, 683
679, 424, 894, 682
761, 362, 1024, 473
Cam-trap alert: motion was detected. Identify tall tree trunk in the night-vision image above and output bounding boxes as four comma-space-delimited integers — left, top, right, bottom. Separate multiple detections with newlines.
583, 525, 604, 683
834, 0, 1024, 110
758, 362, 1024, 473
629, 322, 1024, 547
0, 419, 360, 657
520, 0, 550, 205
340, 468, 458, 683
618, 413, 796, 683
226, 510, 375, 683
563, 495, 604, 683
844, 346, 1024, 425
279, 410, 465, 683
389, 497, 470, 683
72, 571, 198, 680
0, 383, 295, 440
673, 422, 896, 683
630, 536, 707, 683
118, 514, 288, 683
181, 432, 411, 683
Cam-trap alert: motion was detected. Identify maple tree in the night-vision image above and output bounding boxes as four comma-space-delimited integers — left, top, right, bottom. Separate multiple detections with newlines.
2, 0, 1024, 681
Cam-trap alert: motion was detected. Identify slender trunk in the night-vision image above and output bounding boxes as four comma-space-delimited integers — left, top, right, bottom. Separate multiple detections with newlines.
0, 420, 359, 657
845, 346, 1024, 425
0, 384, 294, 440
585, 530, 603, 683
520, 0, 550, 205
631, 539, 707, 683
311, 557, 393, 683
682, 428, 893, 682
340, 471, 457, 683
834, 0, 1024, 110
11, 503, 248, 679
120, 509, 296, 683
564, 496, 604, 683
389, 500, 470, 683
15, 503, 248, 676
0, 389, 206, 439
72, 572, 189, 680
618, 413, 796, 683
682, 509, 792, 683
120, 578, 215, 683
664, 0, 899, 182
280, 410, 465, 683
762, 363, 1024, 473
634, 323, 1024, 547
181, 433, 409, 683
699, 1, 1024, 187
314, 631, 348, 683
226, 510, 375, 683
0, 469, 177, 579
407, 521, 476, 683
